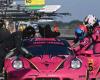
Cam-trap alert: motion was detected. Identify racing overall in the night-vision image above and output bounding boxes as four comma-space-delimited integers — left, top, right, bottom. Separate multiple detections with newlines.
74, 26, 100, 54
0, 27, 11, 73
0, 31, 24, 74
73, 36, 92, 55
39, 24, 60, 38
92, 26, 100, 54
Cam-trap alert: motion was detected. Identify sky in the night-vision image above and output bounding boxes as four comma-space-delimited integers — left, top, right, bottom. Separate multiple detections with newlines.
16, 0, 100, 22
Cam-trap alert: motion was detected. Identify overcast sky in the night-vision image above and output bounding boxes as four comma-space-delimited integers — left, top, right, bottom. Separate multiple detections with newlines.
16, 0, 100, 22
46, 0, 100, 22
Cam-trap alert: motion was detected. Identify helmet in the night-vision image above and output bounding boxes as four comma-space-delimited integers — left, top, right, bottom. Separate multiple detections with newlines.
75, 25, 87, 40
18, 24, 26, 32
83, 14, 97, 27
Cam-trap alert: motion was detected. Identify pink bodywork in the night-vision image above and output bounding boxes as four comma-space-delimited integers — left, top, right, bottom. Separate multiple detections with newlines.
4, 38, 100, 80
4, 55, 100, 80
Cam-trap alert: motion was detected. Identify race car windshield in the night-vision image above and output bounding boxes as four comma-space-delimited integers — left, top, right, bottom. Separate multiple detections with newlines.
24, 40, 73, 56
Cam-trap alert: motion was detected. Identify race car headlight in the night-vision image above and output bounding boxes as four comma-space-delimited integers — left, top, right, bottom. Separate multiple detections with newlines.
71, 58, 82, 69
13, 60, 23, 69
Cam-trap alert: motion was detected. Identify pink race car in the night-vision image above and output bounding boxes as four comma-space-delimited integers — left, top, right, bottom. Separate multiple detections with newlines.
4, 38, 100, 80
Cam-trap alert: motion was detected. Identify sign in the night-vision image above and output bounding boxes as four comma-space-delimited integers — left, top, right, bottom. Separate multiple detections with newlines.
25, 0, 45, 9
25, 0, 45, 6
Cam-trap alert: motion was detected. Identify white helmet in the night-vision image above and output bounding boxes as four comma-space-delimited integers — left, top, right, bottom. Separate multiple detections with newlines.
84, 14, 97, 26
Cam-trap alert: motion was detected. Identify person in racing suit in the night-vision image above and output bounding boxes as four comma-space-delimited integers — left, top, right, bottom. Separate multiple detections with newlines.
71, 14, 100, 55
0, 22, 26, 75
83, 14, 100, 54
22, 25, 35, 39
0, 23, 35, 74
39, 24, 60, 38
92, 27, 100, 54
71, 25, 92, 55
14, 25, 36, 56
0, 19, 11, 74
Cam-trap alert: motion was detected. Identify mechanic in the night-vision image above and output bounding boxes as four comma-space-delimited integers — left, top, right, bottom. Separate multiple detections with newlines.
83, 14, 100, 54
71, 25, 92, 55
8, 25, 35, 58
39, 24, 60, 38
0, 19, 11, 75
33, 25, 41, 38
22, 25, 35, 39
